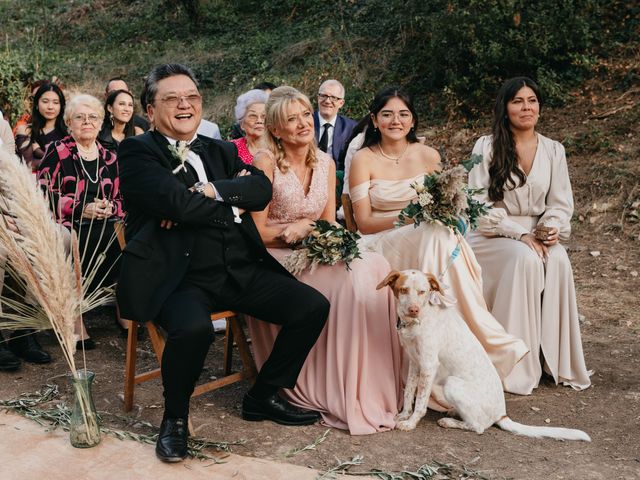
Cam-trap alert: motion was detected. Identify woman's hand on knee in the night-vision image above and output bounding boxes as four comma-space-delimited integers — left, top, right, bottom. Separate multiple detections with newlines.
520, 233, 548, 260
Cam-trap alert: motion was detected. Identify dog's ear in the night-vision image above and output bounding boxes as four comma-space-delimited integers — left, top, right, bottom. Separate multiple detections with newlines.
377, 270, 401, 290
425, 273, 443, 293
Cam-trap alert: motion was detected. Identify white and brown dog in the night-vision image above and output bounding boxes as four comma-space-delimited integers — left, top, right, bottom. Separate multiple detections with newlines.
378, 269, 590, 441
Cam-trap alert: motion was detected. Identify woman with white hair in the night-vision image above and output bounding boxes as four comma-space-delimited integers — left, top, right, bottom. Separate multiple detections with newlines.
230, 88, 269, 164
37, 94, 125, 349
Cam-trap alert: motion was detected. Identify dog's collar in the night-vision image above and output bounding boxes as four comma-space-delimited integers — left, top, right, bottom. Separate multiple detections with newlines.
396, 317, 417, 330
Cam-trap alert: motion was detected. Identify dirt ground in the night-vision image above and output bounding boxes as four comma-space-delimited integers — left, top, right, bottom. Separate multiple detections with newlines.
1, 68, 639, 479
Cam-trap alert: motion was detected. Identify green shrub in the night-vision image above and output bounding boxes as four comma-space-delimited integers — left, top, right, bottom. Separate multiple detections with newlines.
0, 0, 636, 126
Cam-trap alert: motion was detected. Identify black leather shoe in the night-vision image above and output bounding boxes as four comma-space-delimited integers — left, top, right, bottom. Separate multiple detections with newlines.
9, 330, 51, 364
0, 343, 21, 371
76, 338, 96, 351
156, 417, 189, 462
242, 392, 321, 426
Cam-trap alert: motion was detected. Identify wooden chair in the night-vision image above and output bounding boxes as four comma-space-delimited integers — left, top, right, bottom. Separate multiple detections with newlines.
341, 193, 358, 233
122, 311, 256, 412
114, 222, 257, 412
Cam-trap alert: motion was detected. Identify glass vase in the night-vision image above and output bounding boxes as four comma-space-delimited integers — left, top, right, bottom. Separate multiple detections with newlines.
69, 370, 101, 448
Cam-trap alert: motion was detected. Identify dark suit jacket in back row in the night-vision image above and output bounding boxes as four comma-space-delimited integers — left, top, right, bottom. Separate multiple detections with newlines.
313, 111, 356, 171
116, 130, 289, 322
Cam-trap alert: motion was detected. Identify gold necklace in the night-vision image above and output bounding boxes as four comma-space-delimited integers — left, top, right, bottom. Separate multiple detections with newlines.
378, 142, 409, 164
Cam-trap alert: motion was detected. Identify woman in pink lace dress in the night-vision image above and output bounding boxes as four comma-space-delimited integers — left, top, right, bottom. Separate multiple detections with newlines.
247, 86, 402, 435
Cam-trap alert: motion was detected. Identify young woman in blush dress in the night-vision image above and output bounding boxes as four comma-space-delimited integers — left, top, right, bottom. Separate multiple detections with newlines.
349, 86, 529, 408
467, 77, 591, 395
247, 86, 402, 434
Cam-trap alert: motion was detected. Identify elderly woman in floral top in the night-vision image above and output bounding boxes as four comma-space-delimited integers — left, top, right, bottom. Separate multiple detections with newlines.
37, 94, 125, 349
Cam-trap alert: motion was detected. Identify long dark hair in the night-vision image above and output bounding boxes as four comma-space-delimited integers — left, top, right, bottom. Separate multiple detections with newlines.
31, 83, 67, 146
103, 89, 136, 137
488, 76, 543, 202
362, 86, 419, 148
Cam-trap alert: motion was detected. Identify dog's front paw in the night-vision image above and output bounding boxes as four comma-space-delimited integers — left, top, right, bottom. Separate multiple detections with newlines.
396, 419, 418, 431
395, 411, 412, 422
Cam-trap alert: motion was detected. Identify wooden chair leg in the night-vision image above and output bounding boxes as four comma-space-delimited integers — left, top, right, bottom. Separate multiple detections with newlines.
223, 318, 233, 375
146, 322, 166, 363
229, 315, 257, 380
123, 320, 139, 412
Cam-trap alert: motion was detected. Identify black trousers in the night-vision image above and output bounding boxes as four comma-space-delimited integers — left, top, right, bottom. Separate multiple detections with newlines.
155, 266, 329, 419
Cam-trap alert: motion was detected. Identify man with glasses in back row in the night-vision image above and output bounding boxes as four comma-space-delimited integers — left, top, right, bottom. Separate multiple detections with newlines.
117, 64, 329, 463
313, 79, 357, 171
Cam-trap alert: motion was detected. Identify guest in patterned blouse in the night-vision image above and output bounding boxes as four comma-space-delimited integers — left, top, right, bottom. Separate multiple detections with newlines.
230, 89, 269, 164
15, 83, 68, 170
37, 94, 125, 349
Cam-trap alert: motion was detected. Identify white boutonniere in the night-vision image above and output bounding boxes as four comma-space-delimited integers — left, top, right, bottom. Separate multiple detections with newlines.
168, 141, 190, 174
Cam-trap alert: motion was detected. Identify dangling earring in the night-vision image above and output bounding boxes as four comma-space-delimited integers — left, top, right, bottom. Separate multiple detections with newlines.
109, 113, 114, 127
373, 127, 379, 134
276, 138, 282, 150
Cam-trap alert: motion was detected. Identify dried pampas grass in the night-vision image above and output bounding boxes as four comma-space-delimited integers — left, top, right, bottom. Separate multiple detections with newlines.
0, 147, 80, 370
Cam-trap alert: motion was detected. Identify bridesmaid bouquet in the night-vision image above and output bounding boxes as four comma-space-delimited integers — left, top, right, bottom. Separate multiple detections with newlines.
281, 220, 362, 275
396, 154, 488, 235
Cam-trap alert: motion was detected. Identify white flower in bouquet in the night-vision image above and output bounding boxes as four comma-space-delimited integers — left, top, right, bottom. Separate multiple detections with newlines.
281, 220, 361, 275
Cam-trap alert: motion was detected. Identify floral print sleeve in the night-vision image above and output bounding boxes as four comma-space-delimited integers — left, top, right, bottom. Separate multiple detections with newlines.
37, 137, 125, 228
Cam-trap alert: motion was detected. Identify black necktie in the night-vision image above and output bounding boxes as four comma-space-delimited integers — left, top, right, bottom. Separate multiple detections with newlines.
318, 123, 330, 152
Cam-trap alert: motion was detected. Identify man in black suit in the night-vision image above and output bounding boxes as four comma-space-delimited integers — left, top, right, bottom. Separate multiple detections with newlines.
117, 64, 329, 463
313, 79, 357, 171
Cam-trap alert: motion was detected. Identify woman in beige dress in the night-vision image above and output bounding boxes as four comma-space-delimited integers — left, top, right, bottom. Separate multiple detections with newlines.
349, 86, 528, 409
467, 77, 591, 394
247, 86, 402, 434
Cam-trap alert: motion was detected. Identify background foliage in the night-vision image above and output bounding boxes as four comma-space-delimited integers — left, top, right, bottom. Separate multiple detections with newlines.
0, 0, 637, 129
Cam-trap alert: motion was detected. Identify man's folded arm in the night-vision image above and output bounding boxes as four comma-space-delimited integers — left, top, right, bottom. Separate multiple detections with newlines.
119, 139, 235, 227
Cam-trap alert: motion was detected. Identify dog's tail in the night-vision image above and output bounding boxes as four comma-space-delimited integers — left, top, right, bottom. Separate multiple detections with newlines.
496, 417, 591, 442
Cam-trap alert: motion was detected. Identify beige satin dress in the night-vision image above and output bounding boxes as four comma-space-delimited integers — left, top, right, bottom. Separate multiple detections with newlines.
351, 176, 529, 407
467, 134, 591, 394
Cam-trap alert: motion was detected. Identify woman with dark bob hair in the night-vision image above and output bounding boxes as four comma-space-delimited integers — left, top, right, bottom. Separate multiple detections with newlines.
349, 87, 528, 413
15, 82, 68, 169
468, 77, 590, 394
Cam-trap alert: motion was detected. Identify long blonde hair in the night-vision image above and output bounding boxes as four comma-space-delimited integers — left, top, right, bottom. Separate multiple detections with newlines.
264, 86, 317, 173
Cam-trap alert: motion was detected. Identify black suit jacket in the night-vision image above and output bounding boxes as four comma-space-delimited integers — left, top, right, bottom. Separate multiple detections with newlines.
116, 130, 288, 322
313, 111, 357, 170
